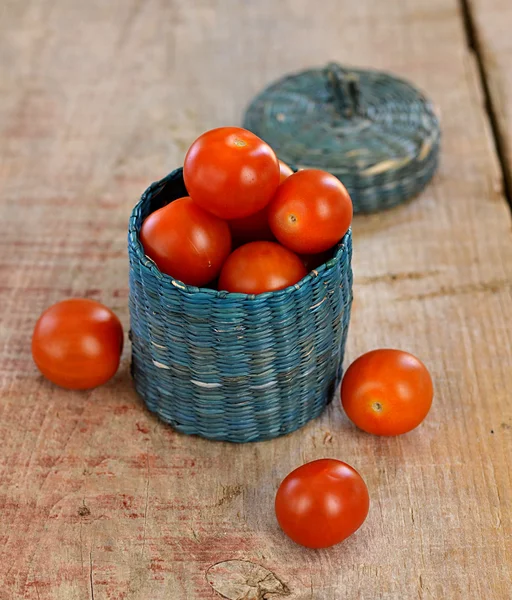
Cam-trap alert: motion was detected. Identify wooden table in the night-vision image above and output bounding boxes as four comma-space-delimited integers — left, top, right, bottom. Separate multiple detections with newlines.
1, 1, 511, 598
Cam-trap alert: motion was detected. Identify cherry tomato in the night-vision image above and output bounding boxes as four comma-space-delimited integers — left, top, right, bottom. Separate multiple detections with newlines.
140, 196, 231, 287
228, 205, 275, 246
183, 127, 280, 219
268, 169, 353, 254
341, 349, 434, 436
278, 159, 293, 183
228, 161, 294, 245
32, 299, 124, 390
218, 241, 307, 294
275, 459, 370, 549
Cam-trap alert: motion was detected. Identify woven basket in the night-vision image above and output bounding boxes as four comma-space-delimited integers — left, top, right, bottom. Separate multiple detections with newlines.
128, 168, 353, 443
244, 63, 441, 214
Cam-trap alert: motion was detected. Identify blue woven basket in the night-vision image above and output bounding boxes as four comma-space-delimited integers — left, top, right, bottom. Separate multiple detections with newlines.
244, 63, 441, 214
128, 168, 353, 443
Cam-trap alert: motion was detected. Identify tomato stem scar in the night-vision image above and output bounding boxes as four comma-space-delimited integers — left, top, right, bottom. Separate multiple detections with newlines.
233, 138, 247, 148
372, 401, 383, 412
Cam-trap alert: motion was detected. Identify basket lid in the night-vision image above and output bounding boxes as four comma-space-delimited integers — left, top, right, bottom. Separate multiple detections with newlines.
243, 63, 441, 213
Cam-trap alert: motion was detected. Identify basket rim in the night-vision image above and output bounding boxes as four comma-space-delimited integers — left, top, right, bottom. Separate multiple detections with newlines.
128, 168, 352, 301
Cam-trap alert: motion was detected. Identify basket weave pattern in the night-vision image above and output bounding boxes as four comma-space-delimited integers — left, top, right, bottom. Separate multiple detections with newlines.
244, 63, 441, 214
128, 169, 353, 442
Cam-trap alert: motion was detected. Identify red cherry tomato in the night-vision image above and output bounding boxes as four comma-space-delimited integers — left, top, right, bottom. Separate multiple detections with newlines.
275, 459, 370, 549
32, 299, 124, 390
218, 241, 307, 294
278, 159, 294, 183
228, 160, 294, 245
228, 205, 275, 246
268, 169, 353, 254
183, 127, 280, 219
341, 349, 434, 436
140, 197, 231, 287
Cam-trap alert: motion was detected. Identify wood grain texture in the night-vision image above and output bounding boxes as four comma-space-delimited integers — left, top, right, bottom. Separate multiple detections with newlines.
0, 0, 511, 598
466, 0, 512, 194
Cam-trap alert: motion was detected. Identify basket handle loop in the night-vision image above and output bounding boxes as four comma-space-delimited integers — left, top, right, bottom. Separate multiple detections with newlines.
324, 62, 360, 119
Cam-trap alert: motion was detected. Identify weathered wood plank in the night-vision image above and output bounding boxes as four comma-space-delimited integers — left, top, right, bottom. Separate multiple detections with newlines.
466, 0, 512, 197
0, 0, 511, 598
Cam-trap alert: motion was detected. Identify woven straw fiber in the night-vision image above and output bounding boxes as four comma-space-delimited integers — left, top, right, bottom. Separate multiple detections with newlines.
244, 63, 441, 214
128, 168, 353, 443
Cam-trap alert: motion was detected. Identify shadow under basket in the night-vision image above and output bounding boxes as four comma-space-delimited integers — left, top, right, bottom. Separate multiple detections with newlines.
128, 168, 353, 443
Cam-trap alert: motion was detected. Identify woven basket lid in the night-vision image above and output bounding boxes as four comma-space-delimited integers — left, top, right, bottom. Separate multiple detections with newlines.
243, 63, 441, 214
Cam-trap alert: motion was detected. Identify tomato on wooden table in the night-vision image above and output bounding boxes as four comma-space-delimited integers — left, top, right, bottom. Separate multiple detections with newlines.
269, 169, 353, 254
140, 196, 231, 287
32, 298, 124, 390
184, 127, 280, 219
341, 349, 434, 436
275, 459, 370, 549
218, 241, 306, 294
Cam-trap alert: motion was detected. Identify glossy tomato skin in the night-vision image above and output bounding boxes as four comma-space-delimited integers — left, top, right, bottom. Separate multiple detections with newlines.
228, 160, 294, 245
32, 299, 124, 390
268, 169, 353, 254
228, 205, 275, 246
218, 241, 307, 294
275, 459, 370, 549
140, 197, 231, 287
183, 127, 280, 219
278, 159, 294, 183
341, 349, 434, 436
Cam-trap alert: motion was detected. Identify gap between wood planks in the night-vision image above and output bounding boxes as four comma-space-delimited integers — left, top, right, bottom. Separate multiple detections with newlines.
459, 0, 512, 212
